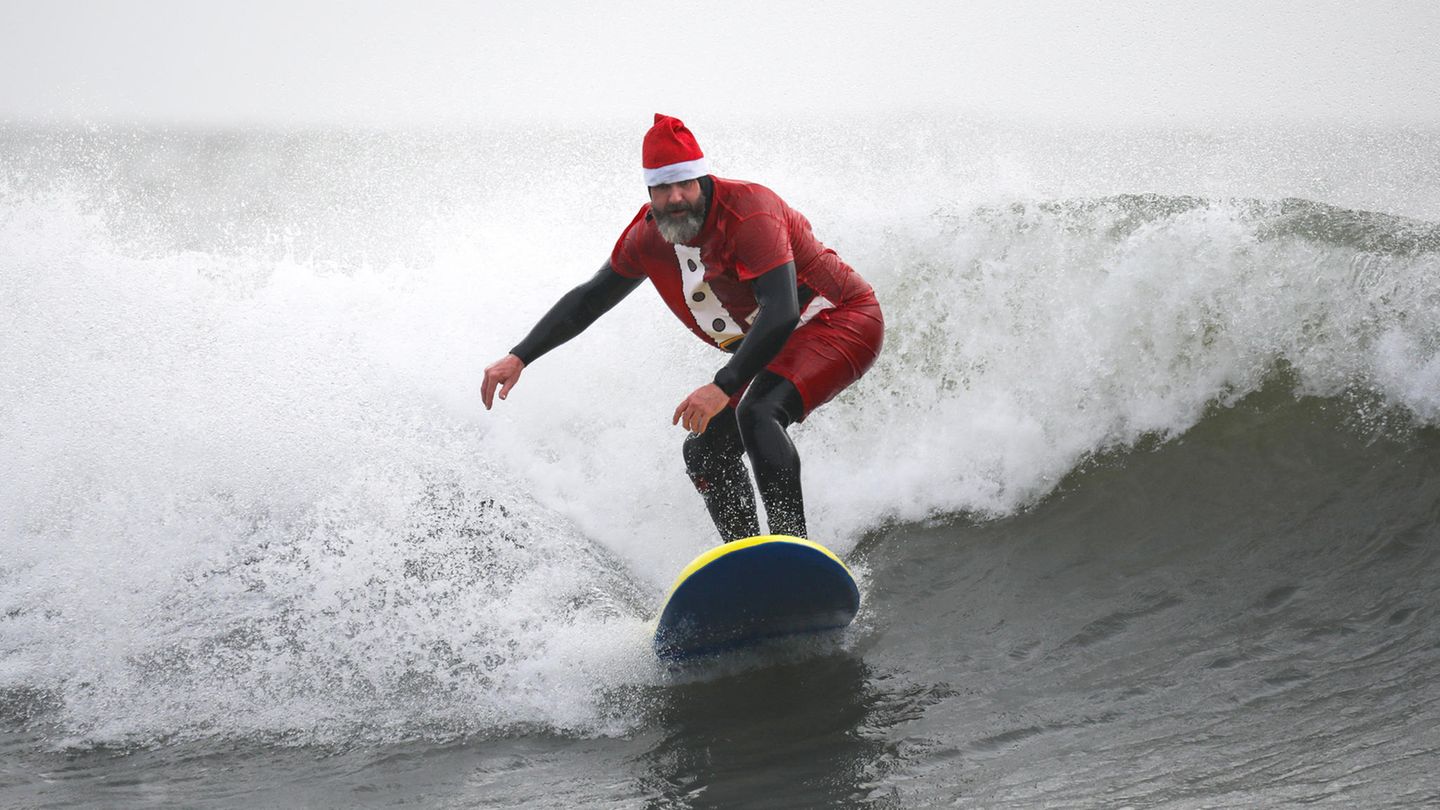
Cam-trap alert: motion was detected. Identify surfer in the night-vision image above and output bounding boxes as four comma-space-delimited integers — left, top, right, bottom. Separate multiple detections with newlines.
481, 114, 883, 542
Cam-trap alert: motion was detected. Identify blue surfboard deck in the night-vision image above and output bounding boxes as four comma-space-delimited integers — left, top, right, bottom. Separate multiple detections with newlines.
653, 534, 860, 660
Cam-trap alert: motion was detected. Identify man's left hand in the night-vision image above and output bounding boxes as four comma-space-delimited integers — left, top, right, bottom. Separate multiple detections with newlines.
673, 383, 730, 435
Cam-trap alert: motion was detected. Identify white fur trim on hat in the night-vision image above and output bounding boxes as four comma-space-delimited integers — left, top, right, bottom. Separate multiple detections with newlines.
644, 157, 710, 187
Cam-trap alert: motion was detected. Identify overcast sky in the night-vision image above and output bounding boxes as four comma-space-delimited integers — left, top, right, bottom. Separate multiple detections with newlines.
2, 0, 1438, 127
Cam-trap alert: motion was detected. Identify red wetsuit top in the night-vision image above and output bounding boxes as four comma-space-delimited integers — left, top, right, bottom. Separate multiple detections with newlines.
609, 177, 877, 352
607, 176, 883, 413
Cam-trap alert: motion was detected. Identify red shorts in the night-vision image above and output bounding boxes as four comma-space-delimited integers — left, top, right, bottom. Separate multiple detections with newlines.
728, 292, 885, 417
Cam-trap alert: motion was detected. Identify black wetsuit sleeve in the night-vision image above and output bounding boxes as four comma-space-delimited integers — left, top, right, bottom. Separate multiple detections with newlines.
510, 261, 643, 365
712, 261, 801, 396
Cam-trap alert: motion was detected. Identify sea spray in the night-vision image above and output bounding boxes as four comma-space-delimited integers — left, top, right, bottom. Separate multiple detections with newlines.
0, 191, 655, 745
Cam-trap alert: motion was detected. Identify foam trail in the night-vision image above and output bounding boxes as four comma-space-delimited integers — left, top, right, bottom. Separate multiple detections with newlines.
0, 192, 656, 745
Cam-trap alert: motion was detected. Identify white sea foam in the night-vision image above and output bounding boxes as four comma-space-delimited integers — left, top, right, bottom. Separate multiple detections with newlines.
0, 189, 657, 744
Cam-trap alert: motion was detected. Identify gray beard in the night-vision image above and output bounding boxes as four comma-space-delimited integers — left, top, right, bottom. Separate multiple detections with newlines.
654, 204, 705, 244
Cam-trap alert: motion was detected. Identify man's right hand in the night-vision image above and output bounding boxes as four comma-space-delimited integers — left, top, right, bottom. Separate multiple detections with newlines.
481, 354, 526, 409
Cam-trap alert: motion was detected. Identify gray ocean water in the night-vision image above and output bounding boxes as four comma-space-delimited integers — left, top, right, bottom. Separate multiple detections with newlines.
3, 121, 1440, 807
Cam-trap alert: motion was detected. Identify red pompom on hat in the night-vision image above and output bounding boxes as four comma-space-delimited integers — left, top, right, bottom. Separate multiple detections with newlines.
642, 113, 710, 186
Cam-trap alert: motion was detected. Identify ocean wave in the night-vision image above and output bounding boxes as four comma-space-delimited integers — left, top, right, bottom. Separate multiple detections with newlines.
808, 193, 1439, 529
3, 138, 1439, 744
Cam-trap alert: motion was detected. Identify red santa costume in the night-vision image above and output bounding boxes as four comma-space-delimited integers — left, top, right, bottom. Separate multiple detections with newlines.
608, 114, 884, 415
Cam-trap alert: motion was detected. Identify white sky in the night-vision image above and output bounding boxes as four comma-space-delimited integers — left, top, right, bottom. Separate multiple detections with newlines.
2, 0, 1439, 127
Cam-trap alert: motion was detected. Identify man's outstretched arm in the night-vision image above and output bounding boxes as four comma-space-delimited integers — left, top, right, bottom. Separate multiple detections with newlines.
482, 261, 642, 409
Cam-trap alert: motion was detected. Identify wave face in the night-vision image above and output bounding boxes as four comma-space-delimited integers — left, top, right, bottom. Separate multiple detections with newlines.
1, 122, 1439, 771
824, 192, 1440, 526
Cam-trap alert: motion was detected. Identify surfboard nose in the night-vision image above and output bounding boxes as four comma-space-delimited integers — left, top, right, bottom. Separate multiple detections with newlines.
654, 535, 860, 659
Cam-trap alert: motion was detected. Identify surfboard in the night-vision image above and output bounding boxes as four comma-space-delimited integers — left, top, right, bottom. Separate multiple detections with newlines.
653, 534, 860, 659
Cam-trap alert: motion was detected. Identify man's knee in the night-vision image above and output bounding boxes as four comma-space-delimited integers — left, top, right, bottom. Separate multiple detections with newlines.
736, 375, 803, 439
735, 396, 781, 439
683, 418, 742, 476
681, 431, 711, 476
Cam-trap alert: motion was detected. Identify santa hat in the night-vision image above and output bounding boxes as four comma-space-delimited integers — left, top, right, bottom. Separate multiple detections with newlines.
642, 113, 710, 186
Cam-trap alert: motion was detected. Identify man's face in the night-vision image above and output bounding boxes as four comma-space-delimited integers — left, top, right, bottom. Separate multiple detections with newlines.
649, 179, 706, 244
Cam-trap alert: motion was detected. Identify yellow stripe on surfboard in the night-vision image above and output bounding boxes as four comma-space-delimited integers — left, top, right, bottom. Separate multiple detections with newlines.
660, 534, 854, 604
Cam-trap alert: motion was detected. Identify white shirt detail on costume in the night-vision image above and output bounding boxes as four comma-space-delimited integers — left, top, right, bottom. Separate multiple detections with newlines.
674, 245, 746, 348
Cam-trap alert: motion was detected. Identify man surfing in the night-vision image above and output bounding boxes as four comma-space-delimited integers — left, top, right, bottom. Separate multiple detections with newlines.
481, 114, 883, 543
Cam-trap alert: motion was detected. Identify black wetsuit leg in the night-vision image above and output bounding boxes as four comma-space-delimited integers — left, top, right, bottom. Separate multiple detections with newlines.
683, 408, 761, 543
735, 371, 807, 539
